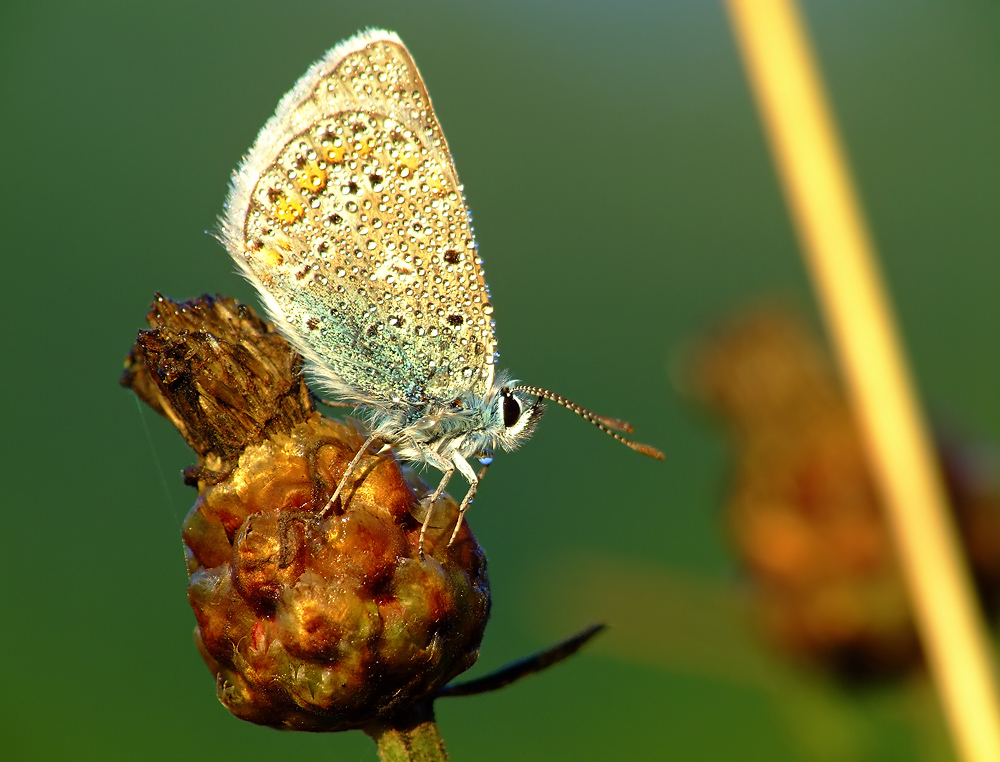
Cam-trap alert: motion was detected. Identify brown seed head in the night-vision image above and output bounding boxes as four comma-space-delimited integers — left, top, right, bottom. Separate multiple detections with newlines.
689, 307, 1000, 682
124, 295, 490, 730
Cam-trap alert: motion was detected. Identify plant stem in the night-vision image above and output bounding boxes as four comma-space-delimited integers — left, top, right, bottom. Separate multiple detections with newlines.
365, 702, 449, 762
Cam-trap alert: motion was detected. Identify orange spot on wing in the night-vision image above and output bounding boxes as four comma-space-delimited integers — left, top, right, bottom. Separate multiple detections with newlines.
273, 193, 304, 223
295, 162, 327, 192
324, 143, 346, 164
259, 247, 284, 267
398, 153, 420, 174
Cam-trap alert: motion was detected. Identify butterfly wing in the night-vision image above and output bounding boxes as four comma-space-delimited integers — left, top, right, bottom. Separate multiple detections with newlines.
220, 30, 497, 407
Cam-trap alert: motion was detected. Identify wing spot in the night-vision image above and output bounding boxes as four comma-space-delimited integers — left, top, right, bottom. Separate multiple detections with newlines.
259, 248, 283, 267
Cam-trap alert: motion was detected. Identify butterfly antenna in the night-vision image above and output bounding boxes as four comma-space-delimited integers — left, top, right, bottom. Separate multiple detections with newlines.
510, 386, 664, 460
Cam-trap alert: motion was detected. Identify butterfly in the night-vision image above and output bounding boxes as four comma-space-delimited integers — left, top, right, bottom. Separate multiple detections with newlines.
219, 29, 662, 553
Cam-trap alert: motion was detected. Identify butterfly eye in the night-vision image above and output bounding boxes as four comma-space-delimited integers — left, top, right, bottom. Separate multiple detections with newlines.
502, 392, 521, 428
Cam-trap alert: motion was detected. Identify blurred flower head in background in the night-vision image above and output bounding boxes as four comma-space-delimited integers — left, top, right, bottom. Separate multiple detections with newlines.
687, 305, 1000, 682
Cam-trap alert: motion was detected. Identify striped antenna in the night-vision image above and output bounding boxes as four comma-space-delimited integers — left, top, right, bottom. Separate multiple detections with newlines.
510, 385, 664, 460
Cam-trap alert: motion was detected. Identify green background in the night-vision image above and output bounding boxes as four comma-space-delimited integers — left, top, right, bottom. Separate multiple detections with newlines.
3, 0, 998, 759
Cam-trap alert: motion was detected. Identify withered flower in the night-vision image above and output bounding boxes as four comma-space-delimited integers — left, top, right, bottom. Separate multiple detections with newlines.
122, 295, 489, 732
689, 307, 1000, 682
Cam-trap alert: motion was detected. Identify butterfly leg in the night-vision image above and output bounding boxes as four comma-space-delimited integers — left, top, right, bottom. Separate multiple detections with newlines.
318, 432, 381, 519
447, 453, 486, 547
418, 451, 455, 558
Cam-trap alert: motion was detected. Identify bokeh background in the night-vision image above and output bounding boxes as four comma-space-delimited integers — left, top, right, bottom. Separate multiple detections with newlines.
3, 0, 998, 759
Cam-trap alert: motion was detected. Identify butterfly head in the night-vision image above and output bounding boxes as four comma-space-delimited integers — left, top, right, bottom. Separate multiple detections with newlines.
478, 378, 664, 461
492, 385, 545, 451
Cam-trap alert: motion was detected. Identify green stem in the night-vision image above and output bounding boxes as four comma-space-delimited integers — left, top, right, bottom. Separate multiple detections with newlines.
365, 702, 449, 762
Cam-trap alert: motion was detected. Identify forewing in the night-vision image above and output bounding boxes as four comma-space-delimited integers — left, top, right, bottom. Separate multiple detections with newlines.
221, 30, 497, 406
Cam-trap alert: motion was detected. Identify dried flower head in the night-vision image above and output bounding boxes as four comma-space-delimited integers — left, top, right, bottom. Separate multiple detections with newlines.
690, 307, 1000, 681
123, 295, 490, 731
